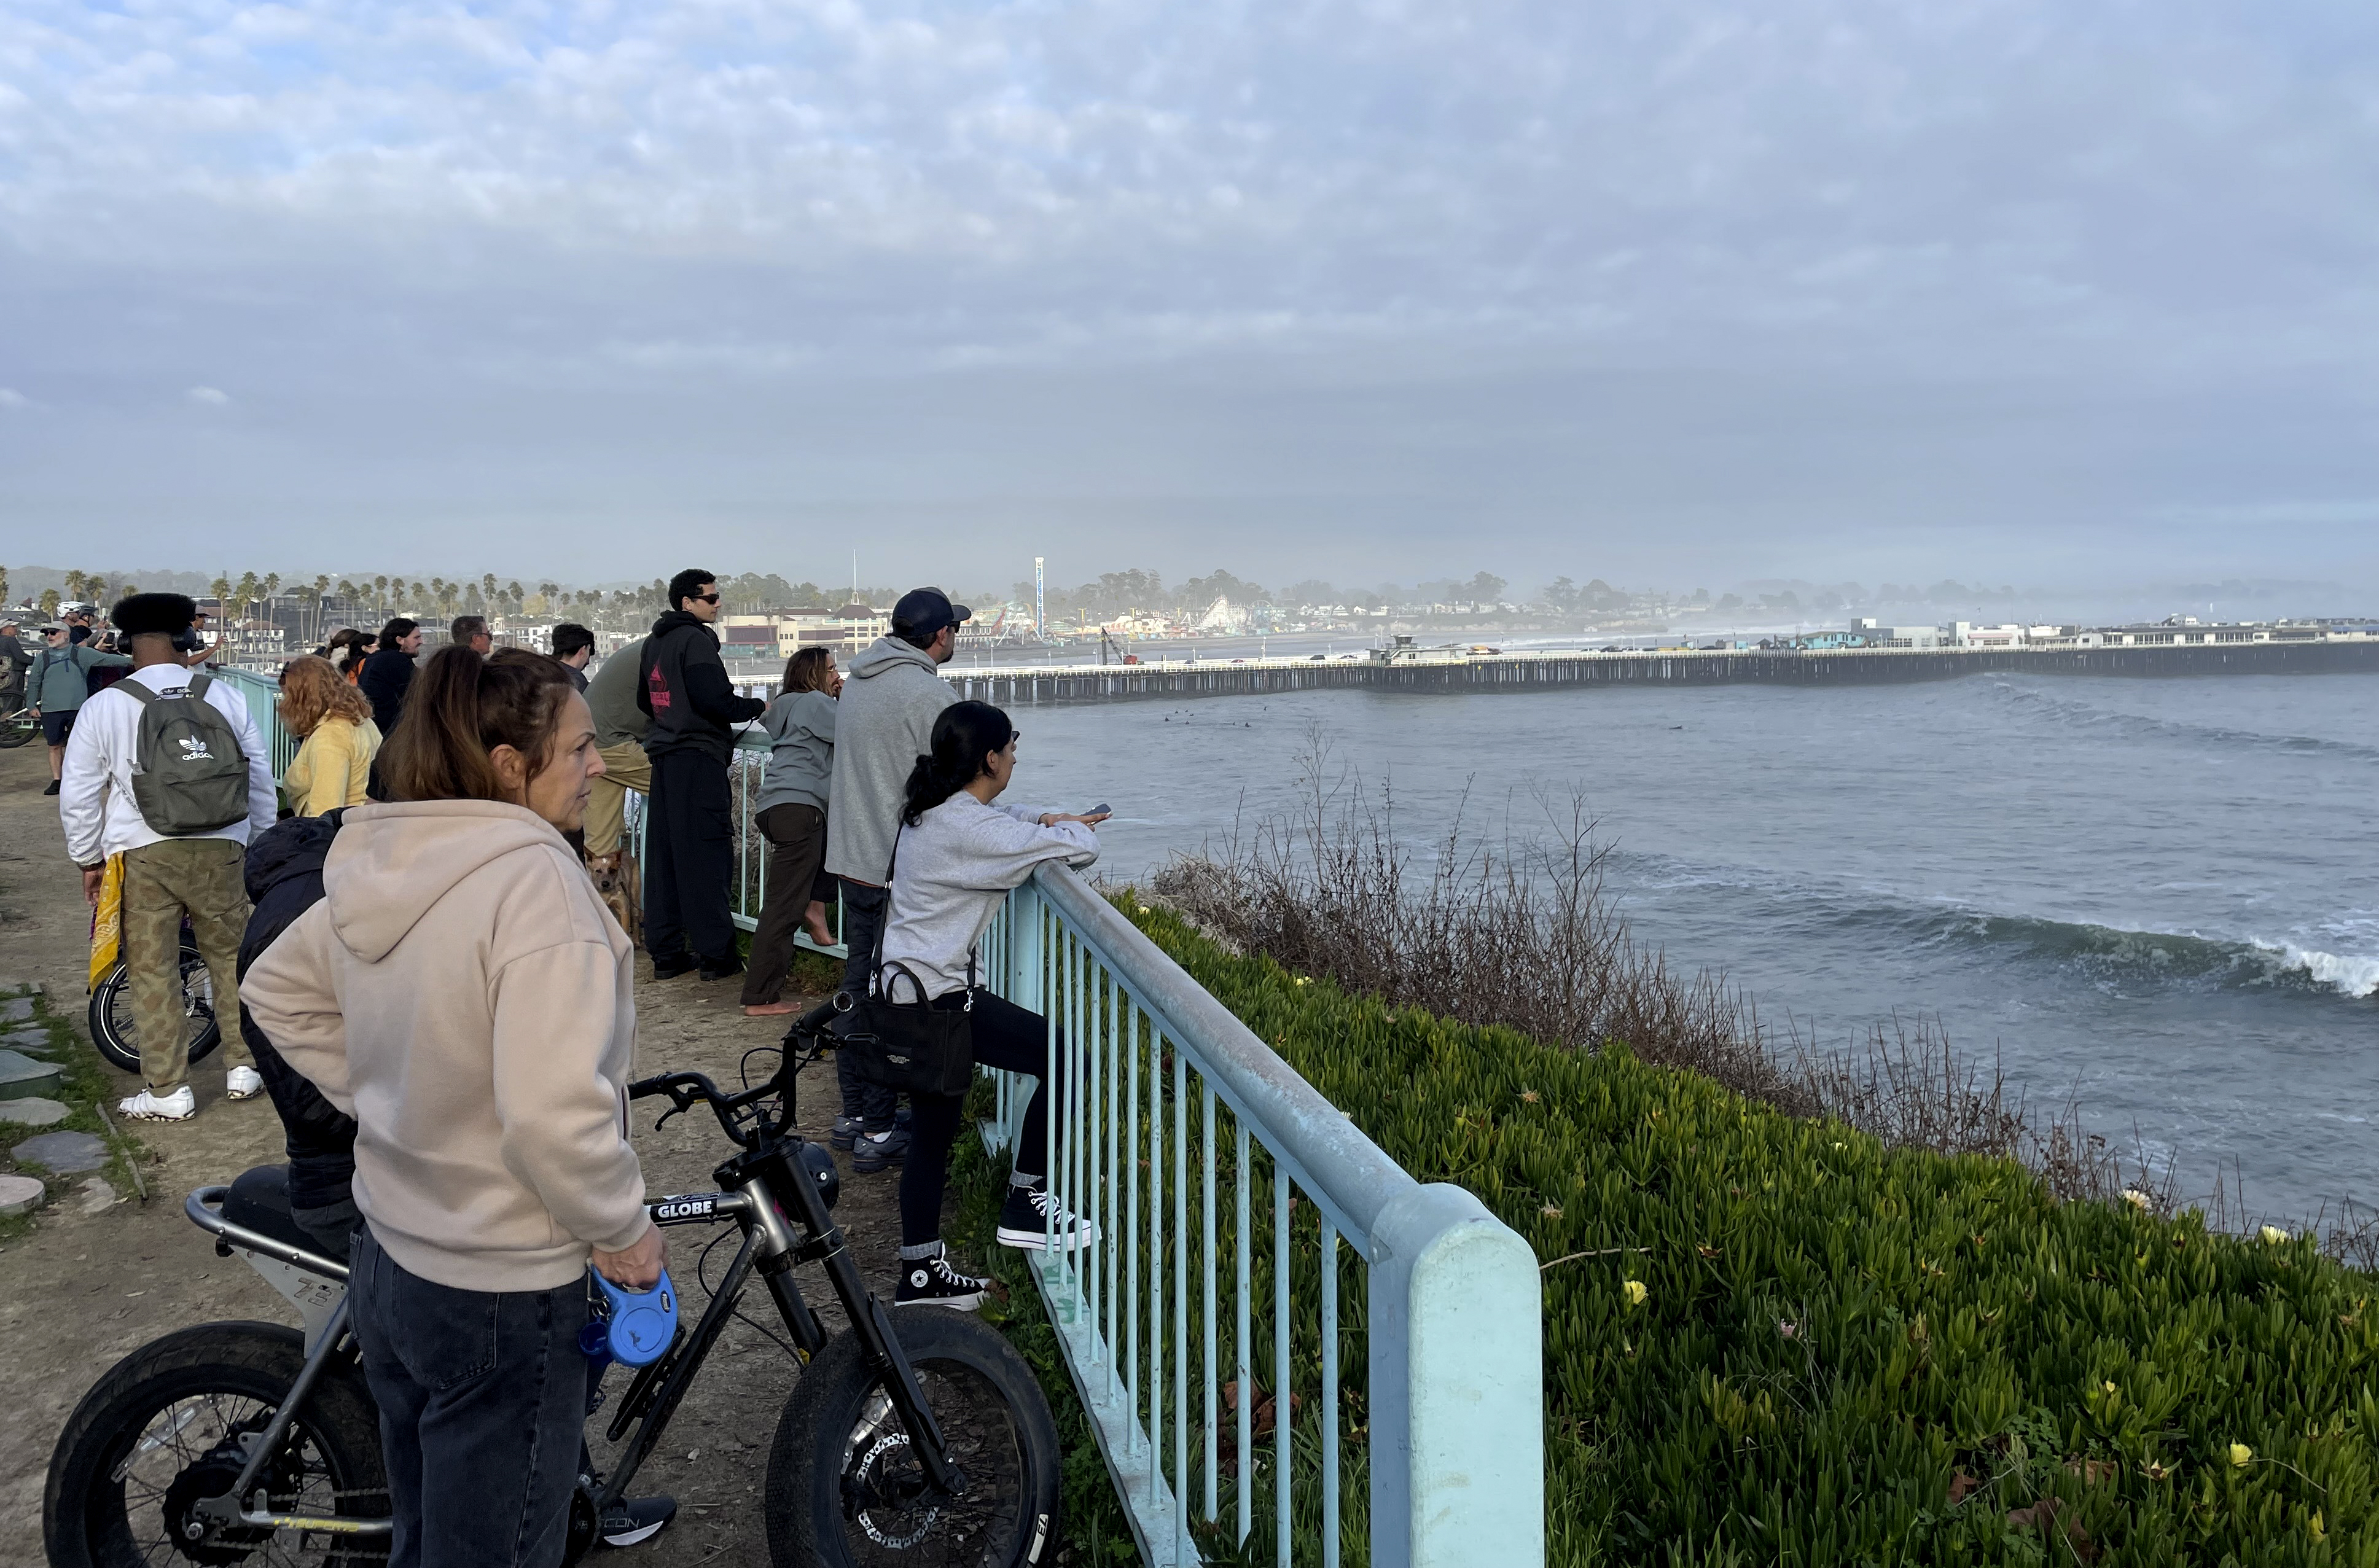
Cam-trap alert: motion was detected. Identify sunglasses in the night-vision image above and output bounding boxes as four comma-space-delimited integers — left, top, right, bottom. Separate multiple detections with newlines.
692, 593, 721, 604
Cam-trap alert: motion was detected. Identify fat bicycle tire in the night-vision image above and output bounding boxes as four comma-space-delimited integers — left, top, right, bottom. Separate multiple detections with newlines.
0, 705, 34, 748
45, 1319, 386, 1568
87, 943, 221, 1076
765, 1305, 1060, 1568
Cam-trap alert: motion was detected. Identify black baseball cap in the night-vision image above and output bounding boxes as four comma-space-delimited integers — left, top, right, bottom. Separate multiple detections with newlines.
891, 587, 971, 638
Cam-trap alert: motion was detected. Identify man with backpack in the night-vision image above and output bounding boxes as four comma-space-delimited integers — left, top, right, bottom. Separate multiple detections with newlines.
59, 594, 277, 1121
27, 620, 133, 795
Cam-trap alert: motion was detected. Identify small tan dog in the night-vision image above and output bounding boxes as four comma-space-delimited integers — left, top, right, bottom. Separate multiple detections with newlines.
586, 851, 643, 948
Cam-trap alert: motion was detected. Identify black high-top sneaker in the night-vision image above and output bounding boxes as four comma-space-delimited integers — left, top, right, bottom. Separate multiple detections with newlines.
895, 1246, 992, 1311
996, 1179, 1101, 1252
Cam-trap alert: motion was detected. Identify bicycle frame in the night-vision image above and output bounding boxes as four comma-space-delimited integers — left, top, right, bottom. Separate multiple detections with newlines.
176, 1053, 973, 1551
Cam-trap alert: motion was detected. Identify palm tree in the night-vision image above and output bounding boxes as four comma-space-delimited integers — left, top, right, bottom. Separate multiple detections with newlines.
39, 589, 61, 621
63, 569, 87, 603
482, 573, 498, 606
373, 575, 389, 615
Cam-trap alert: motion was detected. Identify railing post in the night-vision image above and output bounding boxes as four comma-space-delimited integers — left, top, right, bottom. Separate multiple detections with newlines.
1367, 1183, 1544, 1568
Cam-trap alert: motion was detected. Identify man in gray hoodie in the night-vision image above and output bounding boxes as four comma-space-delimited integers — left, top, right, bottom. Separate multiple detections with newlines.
823, 587, 966, 1166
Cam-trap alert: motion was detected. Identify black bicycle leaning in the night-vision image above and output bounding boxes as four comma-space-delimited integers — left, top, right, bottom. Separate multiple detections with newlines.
43, 1020, 1062, 1566
87, 933, 222, 1076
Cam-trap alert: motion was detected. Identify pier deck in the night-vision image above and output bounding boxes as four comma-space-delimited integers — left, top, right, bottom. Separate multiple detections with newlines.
940, 637, 2379, 706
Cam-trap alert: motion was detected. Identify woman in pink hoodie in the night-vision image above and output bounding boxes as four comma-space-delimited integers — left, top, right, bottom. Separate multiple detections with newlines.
246, 647, 666, 1567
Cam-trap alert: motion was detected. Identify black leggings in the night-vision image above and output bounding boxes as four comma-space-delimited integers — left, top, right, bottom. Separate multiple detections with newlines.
900, 988, 1064, 1247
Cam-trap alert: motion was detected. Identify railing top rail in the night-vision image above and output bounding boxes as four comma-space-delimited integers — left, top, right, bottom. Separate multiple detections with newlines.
1026, 862, 1417, 1260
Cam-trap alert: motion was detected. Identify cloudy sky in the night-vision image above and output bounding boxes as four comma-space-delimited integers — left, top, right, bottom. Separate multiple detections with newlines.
4, 0, 2377, 597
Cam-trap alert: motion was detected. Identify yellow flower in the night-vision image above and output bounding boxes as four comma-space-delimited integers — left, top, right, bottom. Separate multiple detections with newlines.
1136, 905, 1152, 915
2260, 1225, 2289, 1244
2101, 1381, 2117, 1395
2122, 1189, 2151, 1211
1294, 976, 1311, 986
2229, 1443, 2253, 1468
1623, 1280, 1649, 1308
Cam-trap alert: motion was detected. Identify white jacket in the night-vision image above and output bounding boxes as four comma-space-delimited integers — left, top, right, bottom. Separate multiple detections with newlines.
60, 664, 277, 865
877, 794, 1099, 1000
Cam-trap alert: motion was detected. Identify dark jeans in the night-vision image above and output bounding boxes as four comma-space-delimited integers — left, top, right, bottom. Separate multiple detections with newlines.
837, 880, 897, 1131
902, 988, 1061, 1247
741, 802, 836, 1006
643, 749, 736, 967
292, 1196, 361, 1263
350, 1227, 590, 1568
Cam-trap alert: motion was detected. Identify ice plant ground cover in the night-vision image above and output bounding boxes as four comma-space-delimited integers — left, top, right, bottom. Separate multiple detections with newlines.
1105, 897, 2378, 1566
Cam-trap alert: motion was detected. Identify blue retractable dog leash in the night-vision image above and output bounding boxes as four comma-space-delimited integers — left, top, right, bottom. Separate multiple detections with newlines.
582, 1268, 678, 1368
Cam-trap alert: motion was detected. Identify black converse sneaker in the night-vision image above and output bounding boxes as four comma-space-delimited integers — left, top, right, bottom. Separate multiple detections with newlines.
896, 1247, 991, 1311
996, 1181, 1101, 1252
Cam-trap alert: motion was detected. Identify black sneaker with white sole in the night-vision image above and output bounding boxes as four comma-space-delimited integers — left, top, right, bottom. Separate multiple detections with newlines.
895, 1248, 991, 1311
996, 1182, 1100, 1252
596, 1494, 678, 1548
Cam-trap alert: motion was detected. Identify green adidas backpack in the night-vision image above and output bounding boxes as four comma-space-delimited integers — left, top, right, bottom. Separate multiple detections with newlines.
118, 673, 252, 835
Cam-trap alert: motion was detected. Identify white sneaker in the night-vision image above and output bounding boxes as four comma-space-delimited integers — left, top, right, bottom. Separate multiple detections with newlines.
224, 1066, 264, 1100
119, 1085, 196, 1121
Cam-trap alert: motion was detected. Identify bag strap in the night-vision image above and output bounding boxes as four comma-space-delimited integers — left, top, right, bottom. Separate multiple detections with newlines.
868, 821, 903, 997
116, 678, 157, 708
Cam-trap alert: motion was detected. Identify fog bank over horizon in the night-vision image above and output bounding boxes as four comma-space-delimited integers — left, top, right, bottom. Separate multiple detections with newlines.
5, 1, 2378, 592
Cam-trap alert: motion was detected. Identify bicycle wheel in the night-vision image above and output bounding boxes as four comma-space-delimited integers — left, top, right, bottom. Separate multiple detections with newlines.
87, 943, 221, 1076
0, 705, 34, 748
766, 1306, 1060, 1567
44, 1320, 386, 1568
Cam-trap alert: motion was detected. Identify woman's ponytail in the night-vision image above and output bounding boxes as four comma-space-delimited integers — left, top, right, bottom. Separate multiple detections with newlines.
901, 700, 1015, 826
378, 646, 576, 804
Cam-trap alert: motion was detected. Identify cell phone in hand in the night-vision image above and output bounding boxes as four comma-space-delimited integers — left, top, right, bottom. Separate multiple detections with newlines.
1087, 803, 1111, 817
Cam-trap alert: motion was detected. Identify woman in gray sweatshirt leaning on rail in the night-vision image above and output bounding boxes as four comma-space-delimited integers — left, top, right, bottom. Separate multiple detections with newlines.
873, 700, 1109, 1308
742, 646, 843, 1015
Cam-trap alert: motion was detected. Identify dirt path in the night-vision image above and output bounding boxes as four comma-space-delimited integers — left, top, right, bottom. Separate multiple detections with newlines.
0, 740, 933, 1565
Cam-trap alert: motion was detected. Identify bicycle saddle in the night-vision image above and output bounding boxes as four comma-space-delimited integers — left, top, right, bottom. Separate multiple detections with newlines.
222, 1163, 318, 1257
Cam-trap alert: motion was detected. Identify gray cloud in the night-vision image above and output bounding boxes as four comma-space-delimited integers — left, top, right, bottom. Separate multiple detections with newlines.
3, 0, 2377, 592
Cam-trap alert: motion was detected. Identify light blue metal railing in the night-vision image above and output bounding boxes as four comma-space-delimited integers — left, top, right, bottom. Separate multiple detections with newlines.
976, 868, 1544, 1568
219, 661, 1545, 1566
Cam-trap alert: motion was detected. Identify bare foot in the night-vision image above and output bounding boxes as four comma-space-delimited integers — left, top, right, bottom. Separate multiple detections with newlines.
803, 901, 836, 946
743, 1001, 800, 1016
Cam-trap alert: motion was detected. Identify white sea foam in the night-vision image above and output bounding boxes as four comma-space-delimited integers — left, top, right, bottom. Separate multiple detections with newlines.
2254, 942, 2379, 999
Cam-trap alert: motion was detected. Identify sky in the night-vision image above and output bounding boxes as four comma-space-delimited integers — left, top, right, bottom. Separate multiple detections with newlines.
5, 0, 2379, 599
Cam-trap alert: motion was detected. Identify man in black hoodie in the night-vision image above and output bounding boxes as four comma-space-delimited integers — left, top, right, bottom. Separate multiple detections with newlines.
237, 813, 361, 1259
638, 569, 765, 979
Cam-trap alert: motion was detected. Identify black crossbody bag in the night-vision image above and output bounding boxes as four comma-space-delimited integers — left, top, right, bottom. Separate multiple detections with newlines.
838, 827, 977, 1098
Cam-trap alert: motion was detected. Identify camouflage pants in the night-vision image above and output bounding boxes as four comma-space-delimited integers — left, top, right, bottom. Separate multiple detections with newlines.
584, 742, 652, 859
122, 838, 252, 1092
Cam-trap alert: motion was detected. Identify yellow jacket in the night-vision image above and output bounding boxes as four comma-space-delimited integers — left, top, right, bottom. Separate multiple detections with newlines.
284, 716, 383, 816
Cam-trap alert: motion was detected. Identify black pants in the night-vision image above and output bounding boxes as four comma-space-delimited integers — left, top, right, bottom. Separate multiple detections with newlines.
902, 988, 1061, 1247
741, 803, 836, 1007
836, 881, 897, 1131
349, 1228, 590, 1568
643, 749, 736, 967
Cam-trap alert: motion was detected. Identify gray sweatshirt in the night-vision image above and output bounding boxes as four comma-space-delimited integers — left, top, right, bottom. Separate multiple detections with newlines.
824, 638, 955, 884
877, 795, 1100, 1000
755, 690, 837, 815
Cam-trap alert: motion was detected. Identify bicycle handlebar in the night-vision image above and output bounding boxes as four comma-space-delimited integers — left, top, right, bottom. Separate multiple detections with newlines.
628, 1070, 776, 1149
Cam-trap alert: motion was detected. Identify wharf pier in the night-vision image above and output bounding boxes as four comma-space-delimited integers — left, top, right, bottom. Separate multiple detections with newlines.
940, 636, 2379, 707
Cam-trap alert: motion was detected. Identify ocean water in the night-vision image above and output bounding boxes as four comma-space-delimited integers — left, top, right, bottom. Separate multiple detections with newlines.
1013, 671, 2379, 1224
